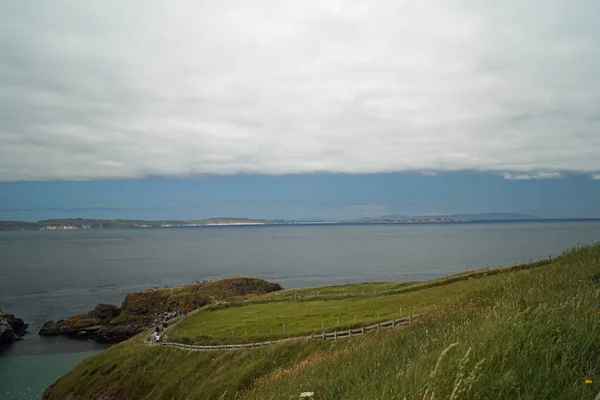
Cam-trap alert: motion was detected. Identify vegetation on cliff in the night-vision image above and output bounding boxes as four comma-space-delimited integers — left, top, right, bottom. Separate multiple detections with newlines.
39, 277, 282, 342
42, 244, 600, 399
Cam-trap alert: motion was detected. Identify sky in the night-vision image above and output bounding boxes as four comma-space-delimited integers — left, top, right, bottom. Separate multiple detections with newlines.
1, 1, 599, 220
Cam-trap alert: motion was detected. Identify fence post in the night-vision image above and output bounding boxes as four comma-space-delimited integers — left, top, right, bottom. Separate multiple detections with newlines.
392, 319, 395, 327
334, 330, 337, 340
361, 327, 364, 334
322, 331, 325, 339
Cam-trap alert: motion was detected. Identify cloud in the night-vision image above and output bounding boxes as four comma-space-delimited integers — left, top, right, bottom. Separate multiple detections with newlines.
1, 0, 599, 182
503, 172, 562, 180
592, 174, 600, 180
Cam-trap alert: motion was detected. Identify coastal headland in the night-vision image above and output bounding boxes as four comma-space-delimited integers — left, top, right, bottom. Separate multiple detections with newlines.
38, 277, 283, 343
41, 243, 600, 399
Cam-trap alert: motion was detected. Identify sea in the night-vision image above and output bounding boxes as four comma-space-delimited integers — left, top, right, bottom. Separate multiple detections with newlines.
1, 221, 600, 399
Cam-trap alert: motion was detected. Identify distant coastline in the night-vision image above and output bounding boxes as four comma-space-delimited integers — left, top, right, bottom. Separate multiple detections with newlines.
0, 216, 598, 231
0, 217, 468, 231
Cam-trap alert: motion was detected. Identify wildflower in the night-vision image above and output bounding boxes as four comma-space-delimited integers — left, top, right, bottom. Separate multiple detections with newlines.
585, 379, 593, 384
513, 323, 517, 327
300, 392, 314, 398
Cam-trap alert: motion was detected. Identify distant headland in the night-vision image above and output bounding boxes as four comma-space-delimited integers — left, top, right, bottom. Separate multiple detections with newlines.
0, 217, 468, 231
1, 213, 595, 231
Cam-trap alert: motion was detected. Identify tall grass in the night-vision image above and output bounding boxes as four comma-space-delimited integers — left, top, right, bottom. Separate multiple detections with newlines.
243, 245, 600, 399
44, 245, 600, 399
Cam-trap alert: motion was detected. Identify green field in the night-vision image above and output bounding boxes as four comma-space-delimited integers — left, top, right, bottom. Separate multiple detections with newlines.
254, 281, 414, 302
173, 278, 482, 342
44, 244, 600, 400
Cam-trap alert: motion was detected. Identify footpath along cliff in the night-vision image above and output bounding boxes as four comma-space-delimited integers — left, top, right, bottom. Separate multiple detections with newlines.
38, 277, 283, 343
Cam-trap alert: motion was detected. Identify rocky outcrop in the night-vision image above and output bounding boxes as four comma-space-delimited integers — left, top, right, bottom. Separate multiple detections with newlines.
0, 308, 28, 344
39, 277, 283, 344
38, 303, 147, 343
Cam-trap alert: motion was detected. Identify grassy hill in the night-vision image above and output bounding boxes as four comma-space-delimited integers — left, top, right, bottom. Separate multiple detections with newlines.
43, 244, 600, 399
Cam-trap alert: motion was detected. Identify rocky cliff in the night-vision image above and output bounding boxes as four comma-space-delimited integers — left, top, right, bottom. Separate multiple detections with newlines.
39, 277, 283, 343
0, 308, 28, 344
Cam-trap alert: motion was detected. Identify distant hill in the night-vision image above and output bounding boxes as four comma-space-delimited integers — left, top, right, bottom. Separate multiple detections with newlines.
446, 213, 540, 221
361, 213, 540, 222
0, 213, 565, 232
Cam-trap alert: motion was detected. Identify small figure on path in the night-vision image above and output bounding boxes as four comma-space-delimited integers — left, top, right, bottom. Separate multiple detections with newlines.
162, 321, 168, 330
155, 332, 160, 344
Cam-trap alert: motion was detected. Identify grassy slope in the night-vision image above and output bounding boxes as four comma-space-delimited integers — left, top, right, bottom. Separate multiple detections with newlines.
244, 245, 600, 399
44, 245, 600, 399
255, 281, 415, 302
172, 278, 482, 342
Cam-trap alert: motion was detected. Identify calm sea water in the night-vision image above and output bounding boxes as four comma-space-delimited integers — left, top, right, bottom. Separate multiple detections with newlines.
1, 221, 600, 399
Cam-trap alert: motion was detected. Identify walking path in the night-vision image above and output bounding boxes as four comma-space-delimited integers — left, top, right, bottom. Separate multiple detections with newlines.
145, 313, 423, 352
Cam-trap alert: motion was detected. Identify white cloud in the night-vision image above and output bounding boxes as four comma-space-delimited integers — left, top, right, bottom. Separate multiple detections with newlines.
503, 172, 562, 180
1, 0, 599, 181
592, 174, 600, 180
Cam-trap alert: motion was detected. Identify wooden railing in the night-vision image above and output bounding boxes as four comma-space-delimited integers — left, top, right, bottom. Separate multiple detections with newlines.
145, 314, 422, 351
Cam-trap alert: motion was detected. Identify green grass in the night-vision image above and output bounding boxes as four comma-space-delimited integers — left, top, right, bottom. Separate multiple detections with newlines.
172, 278, 484, 343
44, 245, 600, 399
255, 281, 415, 302
243, 245, 600, 399
44, 334, 333, 400
171, 258, 555, 343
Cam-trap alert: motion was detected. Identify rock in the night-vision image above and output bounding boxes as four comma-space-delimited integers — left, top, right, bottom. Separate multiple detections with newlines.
0, 308, 28, 344
39, 320, 78, 336
76, 330, 88, 337
93, 322, 148, 343
89, 304, 120, 320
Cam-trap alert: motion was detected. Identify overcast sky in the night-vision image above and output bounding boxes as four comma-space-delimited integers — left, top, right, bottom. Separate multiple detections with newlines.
1, 0, 600, 182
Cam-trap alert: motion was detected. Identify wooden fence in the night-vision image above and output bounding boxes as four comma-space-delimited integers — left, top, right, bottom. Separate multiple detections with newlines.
145, 314, 422, 351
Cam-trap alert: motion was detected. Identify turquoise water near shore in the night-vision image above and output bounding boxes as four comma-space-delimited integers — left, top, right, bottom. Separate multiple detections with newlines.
1, 221, 600, 399
0, 350, 102, 399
